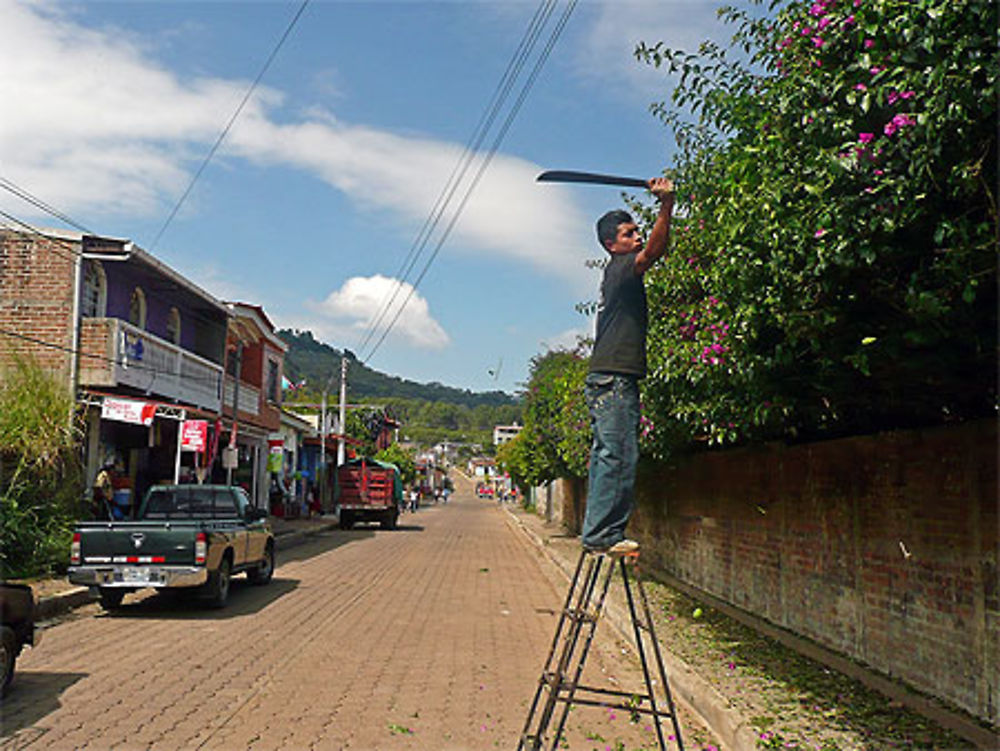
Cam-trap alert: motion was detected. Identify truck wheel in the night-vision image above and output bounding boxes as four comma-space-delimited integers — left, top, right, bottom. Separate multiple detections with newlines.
247, 543, 274, 585
381, 510, 398, 530
98, 588, 126, 611
339, 512, 353, 530
0, 626, 16, 696
206, 557, 232, 608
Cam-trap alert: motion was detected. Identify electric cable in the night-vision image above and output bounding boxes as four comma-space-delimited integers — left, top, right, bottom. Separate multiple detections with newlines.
0, 326, 226, 389
0, 177, 95, 235
0, 210, 230, 334
352, 0, 558, 356
361, 0, 578, 365
149, 0, 310, 252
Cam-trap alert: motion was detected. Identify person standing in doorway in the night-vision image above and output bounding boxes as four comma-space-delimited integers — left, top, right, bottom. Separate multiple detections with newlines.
582, 176, 675, 556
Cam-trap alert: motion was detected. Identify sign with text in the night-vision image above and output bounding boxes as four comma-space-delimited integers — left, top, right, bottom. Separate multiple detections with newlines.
101, 398, 156, 426
180, 420, 208, 452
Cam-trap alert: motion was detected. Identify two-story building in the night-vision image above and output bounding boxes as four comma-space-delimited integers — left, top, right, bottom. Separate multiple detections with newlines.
0, 228, 228, 508
217, 302, 288, 509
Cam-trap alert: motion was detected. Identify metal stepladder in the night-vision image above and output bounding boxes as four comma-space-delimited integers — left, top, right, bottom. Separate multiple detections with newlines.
518, 548, 684, 751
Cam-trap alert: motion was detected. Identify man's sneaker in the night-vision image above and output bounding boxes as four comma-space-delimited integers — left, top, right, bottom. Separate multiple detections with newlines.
607, 539, 639, 556
583, 539, 639, 556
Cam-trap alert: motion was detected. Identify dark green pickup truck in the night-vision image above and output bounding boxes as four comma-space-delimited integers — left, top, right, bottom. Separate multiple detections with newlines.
69, 484, 274, 610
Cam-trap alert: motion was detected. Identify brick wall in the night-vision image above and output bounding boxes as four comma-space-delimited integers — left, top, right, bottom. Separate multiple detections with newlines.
629, 418, 998, 725
0, 230, 77, 382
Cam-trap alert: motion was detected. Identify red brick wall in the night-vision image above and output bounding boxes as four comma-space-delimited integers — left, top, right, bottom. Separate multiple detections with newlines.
630, 419, 998, 725
0, 230, 77, 381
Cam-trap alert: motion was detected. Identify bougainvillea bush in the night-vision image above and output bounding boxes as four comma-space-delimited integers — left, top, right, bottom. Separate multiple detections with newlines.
633, 0, 996, 459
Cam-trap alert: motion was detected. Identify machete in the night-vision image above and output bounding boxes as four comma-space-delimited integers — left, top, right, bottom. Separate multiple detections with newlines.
536, 170, 649, 189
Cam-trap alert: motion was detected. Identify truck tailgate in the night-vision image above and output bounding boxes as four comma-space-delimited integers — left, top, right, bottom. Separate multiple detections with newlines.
77, 523, 197, 565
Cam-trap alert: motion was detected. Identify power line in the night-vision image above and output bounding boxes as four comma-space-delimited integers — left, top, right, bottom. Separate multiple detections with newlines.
0, 212, 228, 334
361, 0, 578, 365
0, 176, 95, 235
149, 0, 310, 252
352, 0, 559, 356
0, 326, 226, 389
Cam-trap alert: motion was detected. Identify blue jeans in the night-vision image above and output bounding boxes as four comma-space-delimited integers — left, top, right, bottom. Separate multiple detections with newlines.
581, 372, 640, 548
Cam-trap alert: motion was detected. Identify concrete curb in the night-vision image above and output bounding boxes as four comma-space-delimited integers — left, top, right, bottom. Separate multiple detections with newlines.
34, 522, 340, 621
503, 507, 759, 751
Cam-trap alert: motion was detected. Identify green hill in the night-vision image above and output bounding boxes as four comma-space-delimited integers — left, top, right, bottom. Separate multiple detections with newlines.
278, 329, 516, 408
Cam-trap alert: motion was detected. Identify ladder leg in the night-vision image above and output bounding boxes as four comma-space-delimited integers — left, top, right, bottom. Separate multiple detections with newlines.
520, 550, 604, 750
518, 551, 589, 750
620, 558, 670, 750
548, 557, 615, 749
634, 566, 685, 751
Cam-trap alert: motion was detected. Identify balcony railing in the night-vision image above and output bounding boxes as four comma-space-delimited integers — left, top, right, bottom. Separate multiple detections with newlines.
78, 317, 223, 412
223, 375, 260, 417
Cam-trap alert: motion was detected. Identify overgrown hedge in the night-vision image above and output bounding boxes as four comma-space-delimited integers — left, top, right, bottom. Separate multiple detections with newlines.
0, 355, 85, 578
633, 0, 997, 458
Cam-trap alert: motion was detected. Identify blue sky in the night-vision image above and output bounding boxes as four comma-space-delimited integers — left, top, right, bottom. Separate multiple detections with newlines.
1, 0, 743, 395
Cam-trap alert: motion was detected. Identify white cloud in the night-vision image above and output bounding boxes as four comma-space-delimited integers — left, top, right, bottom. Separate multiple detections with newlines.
572, 1, 736, 103
542, 323, 593, 353
0, 1, 591, 287
303, 275, 450, 351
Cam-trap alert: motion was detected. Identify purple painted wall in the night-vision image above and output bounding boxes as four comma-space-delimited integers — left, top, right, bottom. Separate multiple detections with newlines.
82, 257, 226, 363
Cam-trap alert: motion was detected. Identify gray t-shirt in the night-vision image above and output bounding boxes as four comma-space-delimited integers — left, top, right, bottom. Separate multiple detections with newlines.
589, 252, 647, 377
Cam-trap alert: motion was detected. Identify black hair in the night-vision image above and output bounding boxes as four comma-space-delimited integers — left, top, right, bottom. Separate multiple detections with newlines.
596, 209, 633, 251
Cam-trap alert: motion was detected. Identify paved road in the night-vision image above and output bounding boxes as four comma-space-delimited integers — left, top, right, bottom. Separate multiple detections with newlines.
1, 479, 698, 750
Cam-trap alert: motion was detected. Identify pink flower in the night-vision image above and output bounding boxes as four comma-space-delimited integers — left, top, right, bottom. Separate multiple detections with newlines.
814, 228, 827, 238
887, 91, 900, 105
870, 66, 884, 75
845, 14, 856, 25
854, 0, 862, 6
812, 36, 825, 48
854, 83, 867, 91
864, 38, 874, 48
873, 168, 884, 176
817, 17, 832, 30
900, 90, 915, 99
858, 132, 875, 143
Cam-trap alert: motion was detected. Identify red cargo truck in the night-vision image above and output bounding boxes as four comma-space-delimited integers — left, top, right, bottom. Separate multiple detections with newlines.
336, 458, 402, 530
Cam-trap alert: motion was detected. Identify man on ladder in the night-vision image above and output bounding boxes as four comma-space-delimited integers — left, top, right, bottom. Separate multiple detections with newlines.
583, 175, 675, 555
519, 175, 684, 751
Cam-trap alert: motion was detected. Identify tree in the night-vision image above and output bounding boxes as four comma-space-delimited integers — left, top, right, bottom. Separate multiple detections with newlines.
497, 348, 591, 488
374, 442, 417, 487
632, 0, 997, 458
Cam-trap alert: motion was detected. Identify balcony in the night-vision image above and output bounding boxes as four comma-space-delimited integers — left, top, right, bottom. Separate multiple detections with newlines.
78, 317, 223, 412
223, 375, 260, 417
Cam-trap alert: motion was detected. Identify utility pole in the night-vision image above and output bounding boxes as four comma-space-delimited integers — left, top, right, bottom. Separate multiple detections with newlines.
226, 342, 243, 486
337, 356, 347, 467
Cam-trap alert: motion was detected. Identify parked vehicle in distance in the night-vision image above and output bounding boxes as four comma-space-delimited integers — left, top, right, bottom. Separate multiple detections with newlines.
0, 583, 38, 698
337, 458, 402, 530
69, 484, 274, 610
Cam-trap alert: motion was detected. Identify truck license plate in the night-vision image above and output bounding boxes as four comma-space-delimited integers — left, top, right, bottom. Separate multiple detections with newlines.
122, 567, 150, 584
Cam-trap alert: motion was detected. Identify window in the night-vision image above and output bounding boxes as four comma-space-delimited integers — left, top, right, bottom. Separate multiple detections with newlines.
129, 287, 147, 329
166, 307, 181, 344
266, 359, 280, 403
80, 260, 106, 318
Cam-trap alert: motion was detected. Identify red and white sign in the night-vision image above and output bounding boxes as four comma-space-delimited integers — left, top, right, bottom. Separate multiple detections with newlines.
101, 397, 157, 426
181, 420, 209, 452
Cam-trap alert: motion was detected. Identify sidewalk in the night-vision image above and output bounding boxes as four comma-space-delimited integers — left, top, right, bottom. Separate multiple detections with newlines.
503, 504, 992, 751
26, 514, 340, 621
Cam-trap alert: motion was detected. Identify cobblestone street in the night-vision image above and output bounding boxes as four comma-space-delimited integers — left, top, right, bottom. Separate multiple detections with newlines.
0, 478, 712, 750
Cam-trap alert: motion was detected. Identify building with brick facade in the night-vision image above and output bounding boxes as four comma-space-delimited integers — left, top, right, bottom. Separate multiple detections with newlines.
217, 302, 288, 510
0, 227, 228, 513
